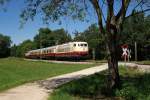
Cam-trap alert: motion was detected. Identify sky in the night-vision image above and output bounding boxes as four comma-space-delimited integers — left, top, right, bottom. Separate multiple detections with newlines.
0, 0, 97, 45
0, 0, 149, 45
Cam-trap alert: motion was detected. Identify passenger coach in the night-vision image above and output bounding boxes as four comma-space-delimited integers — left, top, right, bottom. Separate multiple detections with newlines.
25, 42, 89, 59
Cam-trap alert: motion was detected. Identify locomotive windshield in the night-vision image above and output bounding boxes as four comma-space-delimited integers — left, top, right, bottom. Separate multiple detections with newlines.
78, 43, 87, 47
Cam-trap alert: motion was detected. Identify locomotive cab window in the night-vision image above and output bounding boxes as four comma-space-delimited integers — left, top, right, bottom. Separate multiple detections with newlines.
84, 44, 87, 46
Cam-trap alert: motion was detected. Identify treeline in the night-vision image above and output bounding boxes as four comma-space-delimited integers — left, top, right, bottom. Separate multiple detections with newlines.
0, 13, 150, 60
0, 34, 11, 58
74, 13, 150, 60
10, 28, 72, 57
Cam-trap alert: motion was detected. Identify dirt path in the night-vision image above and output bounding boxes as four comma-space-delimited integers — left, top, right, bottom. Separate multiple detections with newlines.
0, 64, 108, 100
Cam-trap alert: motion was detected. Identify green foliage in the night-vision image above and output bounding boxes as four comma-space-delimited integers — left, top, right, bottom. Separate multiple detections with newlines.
115, 85, 138, 100
115, 72, 150, 100
10, 44, 17, 57
0, 0, 8, 5
34, 28, 72, 48
13, 40, 36, 57
50, 67, 150, 100
0, 33, 11, 58
120, 13, 150, 60
0, 58, 93, 91
50, 72, 107, 100
50, 91, 82, 100
20, 0, 88, 25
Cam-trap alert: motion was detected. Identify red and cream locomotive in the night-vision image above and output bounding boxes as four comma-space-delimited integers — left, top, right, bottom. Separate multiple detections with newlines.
25, 42, 89, 59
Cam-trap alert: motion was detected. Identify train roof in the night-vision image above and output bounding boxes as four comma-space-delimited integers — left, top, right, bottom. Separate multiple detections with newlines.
71, 41, 87, 44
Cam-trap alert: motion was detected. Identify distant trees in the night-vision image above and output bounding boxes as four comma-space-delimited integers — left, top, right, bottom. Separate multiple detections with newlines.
0, 33, 11, 58
73, 14, 150, 61
11, 28, 72, 57
120, 13, 150, 60
10, 44, 17, 57
34, 28, 72, 48
19, 40, 35, 57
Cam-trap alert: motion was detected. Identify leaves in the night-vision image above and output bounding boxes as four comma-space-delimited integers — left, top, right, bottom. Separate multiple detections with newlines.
0, 34, 11, 57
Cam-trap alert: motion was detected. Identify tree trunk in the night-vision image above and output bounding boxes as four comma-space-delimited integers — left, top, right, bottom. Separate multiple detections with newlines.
106, 33, 120, 89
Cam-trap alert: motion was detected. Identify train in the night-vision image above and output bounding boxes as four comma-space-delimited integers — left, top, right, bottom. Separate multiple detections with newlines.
25, 42, 89, 59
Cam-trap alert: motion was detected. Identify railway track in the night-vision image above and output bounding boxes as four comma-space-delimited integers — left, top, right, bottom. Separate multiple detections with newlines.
24, 59, 94, 64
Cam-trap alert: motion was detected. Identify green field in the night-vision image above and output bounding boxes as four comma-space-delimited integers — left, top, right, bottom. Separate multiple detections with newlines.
0, 58, 94, 91
50, 66, 150, 100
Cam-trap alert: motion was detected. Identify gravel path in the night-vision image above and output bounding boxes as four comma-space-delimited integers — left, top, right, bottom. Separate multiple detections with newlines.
0, 64, 108, 100
24, 59, 93, 64
119, 62, 150, 72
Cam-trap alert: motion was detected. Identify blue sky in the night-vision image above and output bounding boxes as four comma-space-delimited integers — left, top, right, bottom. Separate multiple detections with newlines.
0, 0, 97, 45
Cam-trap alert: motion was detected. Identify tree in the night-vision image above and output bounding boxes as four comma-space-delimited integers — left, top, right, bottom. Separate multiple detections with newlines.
20, 0, 150, 89
10, 44, 17, 57
53, 28, 72, 44
0, 33, 11, 57
34, 28, 53, 48
16, 40, 35, 57
34, 28, 72, 48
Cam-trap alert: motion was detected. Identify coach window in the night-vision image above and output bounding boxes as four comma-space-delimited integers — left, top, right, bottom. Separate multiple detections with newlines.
74, 44, 76, 47
81, 44, 84, 46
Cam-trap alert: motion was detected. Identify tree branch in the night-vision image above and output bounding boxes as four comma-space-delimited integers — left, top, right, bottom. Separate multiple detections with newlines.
125, 8, 150, 19
116, 0, 130, 21
132, 0, 143, 11
90, 0, 105, 34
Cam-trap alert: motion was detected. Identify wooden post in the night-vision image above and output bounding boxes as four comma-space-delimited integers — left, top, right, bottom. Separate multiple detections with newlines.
92, 48, 95, 60
135, 41, 137, 61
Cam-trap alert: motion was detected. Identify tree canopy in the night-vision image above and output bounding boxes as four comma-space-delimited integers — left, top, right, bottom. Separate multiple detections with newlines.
0, 33, 11, 58
34, 28, 72, 48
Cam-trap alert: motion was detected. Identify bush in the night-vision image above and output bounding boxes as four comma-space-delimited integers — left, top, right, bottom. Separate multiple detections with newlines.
115, 86, 138, 100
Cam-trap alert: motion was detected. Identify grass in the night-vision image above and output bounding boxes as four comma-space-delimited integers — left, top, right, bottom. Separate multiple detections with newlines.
0, 57, 95, 91
50, 66, 150, 100
136, 60, 150, 65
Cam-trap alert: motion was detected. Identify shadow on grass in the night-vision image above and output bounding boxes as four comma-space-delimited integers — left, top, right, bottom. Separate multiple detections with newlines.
51, 67, 150, 100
